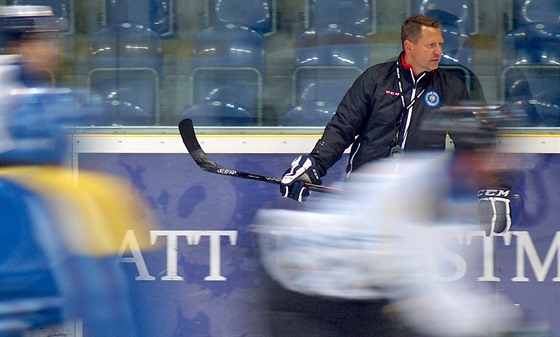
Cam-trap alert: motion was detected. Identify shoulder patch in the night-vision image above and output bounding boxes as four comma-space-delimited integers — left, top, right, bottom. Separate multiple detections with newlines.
424, 90, 440, 107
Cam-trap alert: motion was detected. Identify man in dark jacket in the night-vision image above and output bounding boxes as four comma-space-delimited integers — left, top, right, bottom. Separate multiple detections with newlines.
281, 14, 473, 202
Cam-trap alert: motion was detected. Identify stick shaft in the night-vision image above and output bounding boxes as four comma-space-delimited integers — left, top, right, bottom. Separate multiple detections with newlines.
178, 118, 342, 194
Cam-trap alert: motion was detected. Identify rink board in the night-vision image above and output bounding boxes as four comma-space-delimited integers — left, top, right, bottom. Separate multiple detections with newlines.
72, 132, 560, 337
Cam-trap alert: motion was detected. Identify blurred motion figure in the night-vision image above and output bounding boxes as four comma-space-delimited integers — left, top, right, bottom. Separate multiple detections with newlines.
255, 104, 532, 337
0, 5, 61, 88
0, 5, 157, 336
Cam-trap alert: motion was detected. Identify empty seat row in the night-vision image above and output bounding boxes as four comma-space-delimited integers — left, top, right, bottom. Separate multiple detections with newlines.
182, 21, 370, 127
85, 19, 558, 127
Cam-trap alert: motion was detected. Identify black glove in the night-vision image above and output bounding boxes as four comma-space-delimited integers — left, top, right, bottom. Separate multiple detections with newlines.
477, 187, 512, 236
280, 155, 322, 202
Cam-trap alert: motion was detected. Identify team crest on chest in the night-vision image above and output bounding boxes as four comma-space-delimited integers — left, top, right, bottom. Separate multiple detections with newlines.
424, 90, 440, 107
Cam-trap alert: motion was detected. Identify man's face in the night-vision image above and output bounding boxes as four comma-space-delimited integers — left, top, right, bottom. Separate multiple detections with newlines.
20, 34, 61, 74
405, 26, 443, 75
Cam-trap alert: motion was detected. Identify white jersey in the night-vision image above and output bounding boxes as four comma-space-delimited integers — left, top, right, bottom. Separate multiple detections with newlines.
0, 55, 24, 153
254, 153, 520, 336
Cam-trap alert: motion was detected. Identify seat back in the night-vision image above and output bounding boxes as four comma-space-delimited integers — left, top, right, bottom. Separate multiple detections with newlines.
295, 23, 369, 69
411, 0, 477, 34
88, 22, 163, 72
190, 23, 265, 121
292, 23, 367, 106
87, 68, 159, 125
293, 68, 360, 106
502, 22, 560, 67
512, 0, 560, 28
104, 0, 174, 36
307, 0, 372, 35
88, 22, 163, 124
209, 0, 275, 35
501, 21, 560, 125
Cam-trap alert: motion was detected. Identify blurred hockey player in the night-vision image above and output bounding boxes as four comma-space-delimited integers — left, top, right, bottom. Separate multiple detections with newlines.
0, 5, 157, 336
254, 104, 529, 337
0, 5, 61, 88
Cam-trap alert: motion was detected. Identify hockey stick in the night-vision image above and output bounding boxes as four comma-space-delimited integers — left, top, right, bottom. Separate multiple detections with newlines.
178, 118, 344, 194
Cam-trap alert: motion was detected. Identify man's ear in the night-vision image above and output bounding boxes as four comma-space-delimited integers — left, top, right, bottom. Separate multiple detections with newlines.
403, 40, 413, 53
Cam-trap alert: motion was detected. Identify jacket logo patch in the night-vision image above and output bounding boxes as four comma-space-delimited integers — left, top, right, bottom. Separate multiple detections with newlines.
385, 90, 400, 96
424, 90, 440, 107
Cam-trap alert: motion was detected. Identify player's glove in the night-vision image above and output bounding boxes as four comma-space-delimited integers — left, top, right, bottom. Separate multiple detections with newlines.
280, 155, 322, 202
477, 187, 512, 236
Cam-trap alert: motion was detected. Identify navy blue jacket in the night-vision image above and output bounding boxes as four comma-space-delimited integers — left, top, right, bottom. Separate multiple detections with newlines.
310, 53, 470, 176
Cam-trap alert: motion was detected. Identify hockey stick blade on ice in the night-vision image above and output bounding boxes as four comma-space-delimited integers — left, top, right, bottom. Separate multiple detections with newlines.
178, 118, 343, 194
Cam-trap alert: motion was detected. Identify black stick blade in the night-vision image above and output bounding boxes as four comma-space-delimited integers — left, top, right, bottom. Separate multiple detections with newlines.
178, 118, 221, 172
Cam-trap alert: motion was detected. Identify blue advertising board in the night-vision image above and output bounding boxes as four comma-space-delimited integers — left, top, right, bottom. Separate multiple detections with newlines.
75, 147, 559, 337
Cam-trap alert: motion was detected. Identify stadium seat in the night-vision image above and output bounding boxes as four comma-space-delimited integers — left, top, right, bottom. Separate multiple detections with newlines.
292, 23, 367, 106
88, 22, 163, 125
307, 0, 373, 35
104, 0, 174, 36
295, 77, 355, 107
283, 23, 367, 126
502, 22, 560, 67
189, 23, 265, 124
512, 0, 560, 28
501, 21, 560, 125
7, 0, 73, 33
411, 0, 477, 35
208, 0, 275, 35
295, 23, 369, 69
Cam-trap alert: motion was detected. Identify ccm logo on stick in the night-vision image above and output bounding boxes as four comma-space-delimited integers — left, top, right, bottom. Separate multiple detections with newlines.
217, 168, 237, 175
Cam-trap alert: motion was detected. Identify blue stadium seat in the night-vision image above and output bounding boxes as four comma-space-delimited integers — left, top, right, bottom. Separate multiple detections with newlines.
501, 22, 560, 126
411, 0, 477, 35
502, 22, 560, 67
0, 179, 63, 336
307, 0, 373, 35
512, 0, 560, 28
292, 23, 367, 105
7, 0, 73, 33
283, 23, 367, 126
295, 23, 369, 69
88, 22, 163, 125
104, 0, 174, 36
189, 23, 265, 124
209, 0, 275, 35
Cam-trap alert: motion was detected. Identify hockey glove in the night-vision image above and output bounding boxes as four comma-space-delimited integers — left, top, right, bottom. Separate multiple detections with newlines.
280, 155, 322, 202
477, 187, 512, 236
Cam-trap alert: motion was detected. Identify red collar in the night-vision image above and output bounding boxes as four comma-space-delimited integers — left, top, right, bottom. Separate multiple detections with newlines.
400, 54, 412, 69
400, 54, 436, 75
